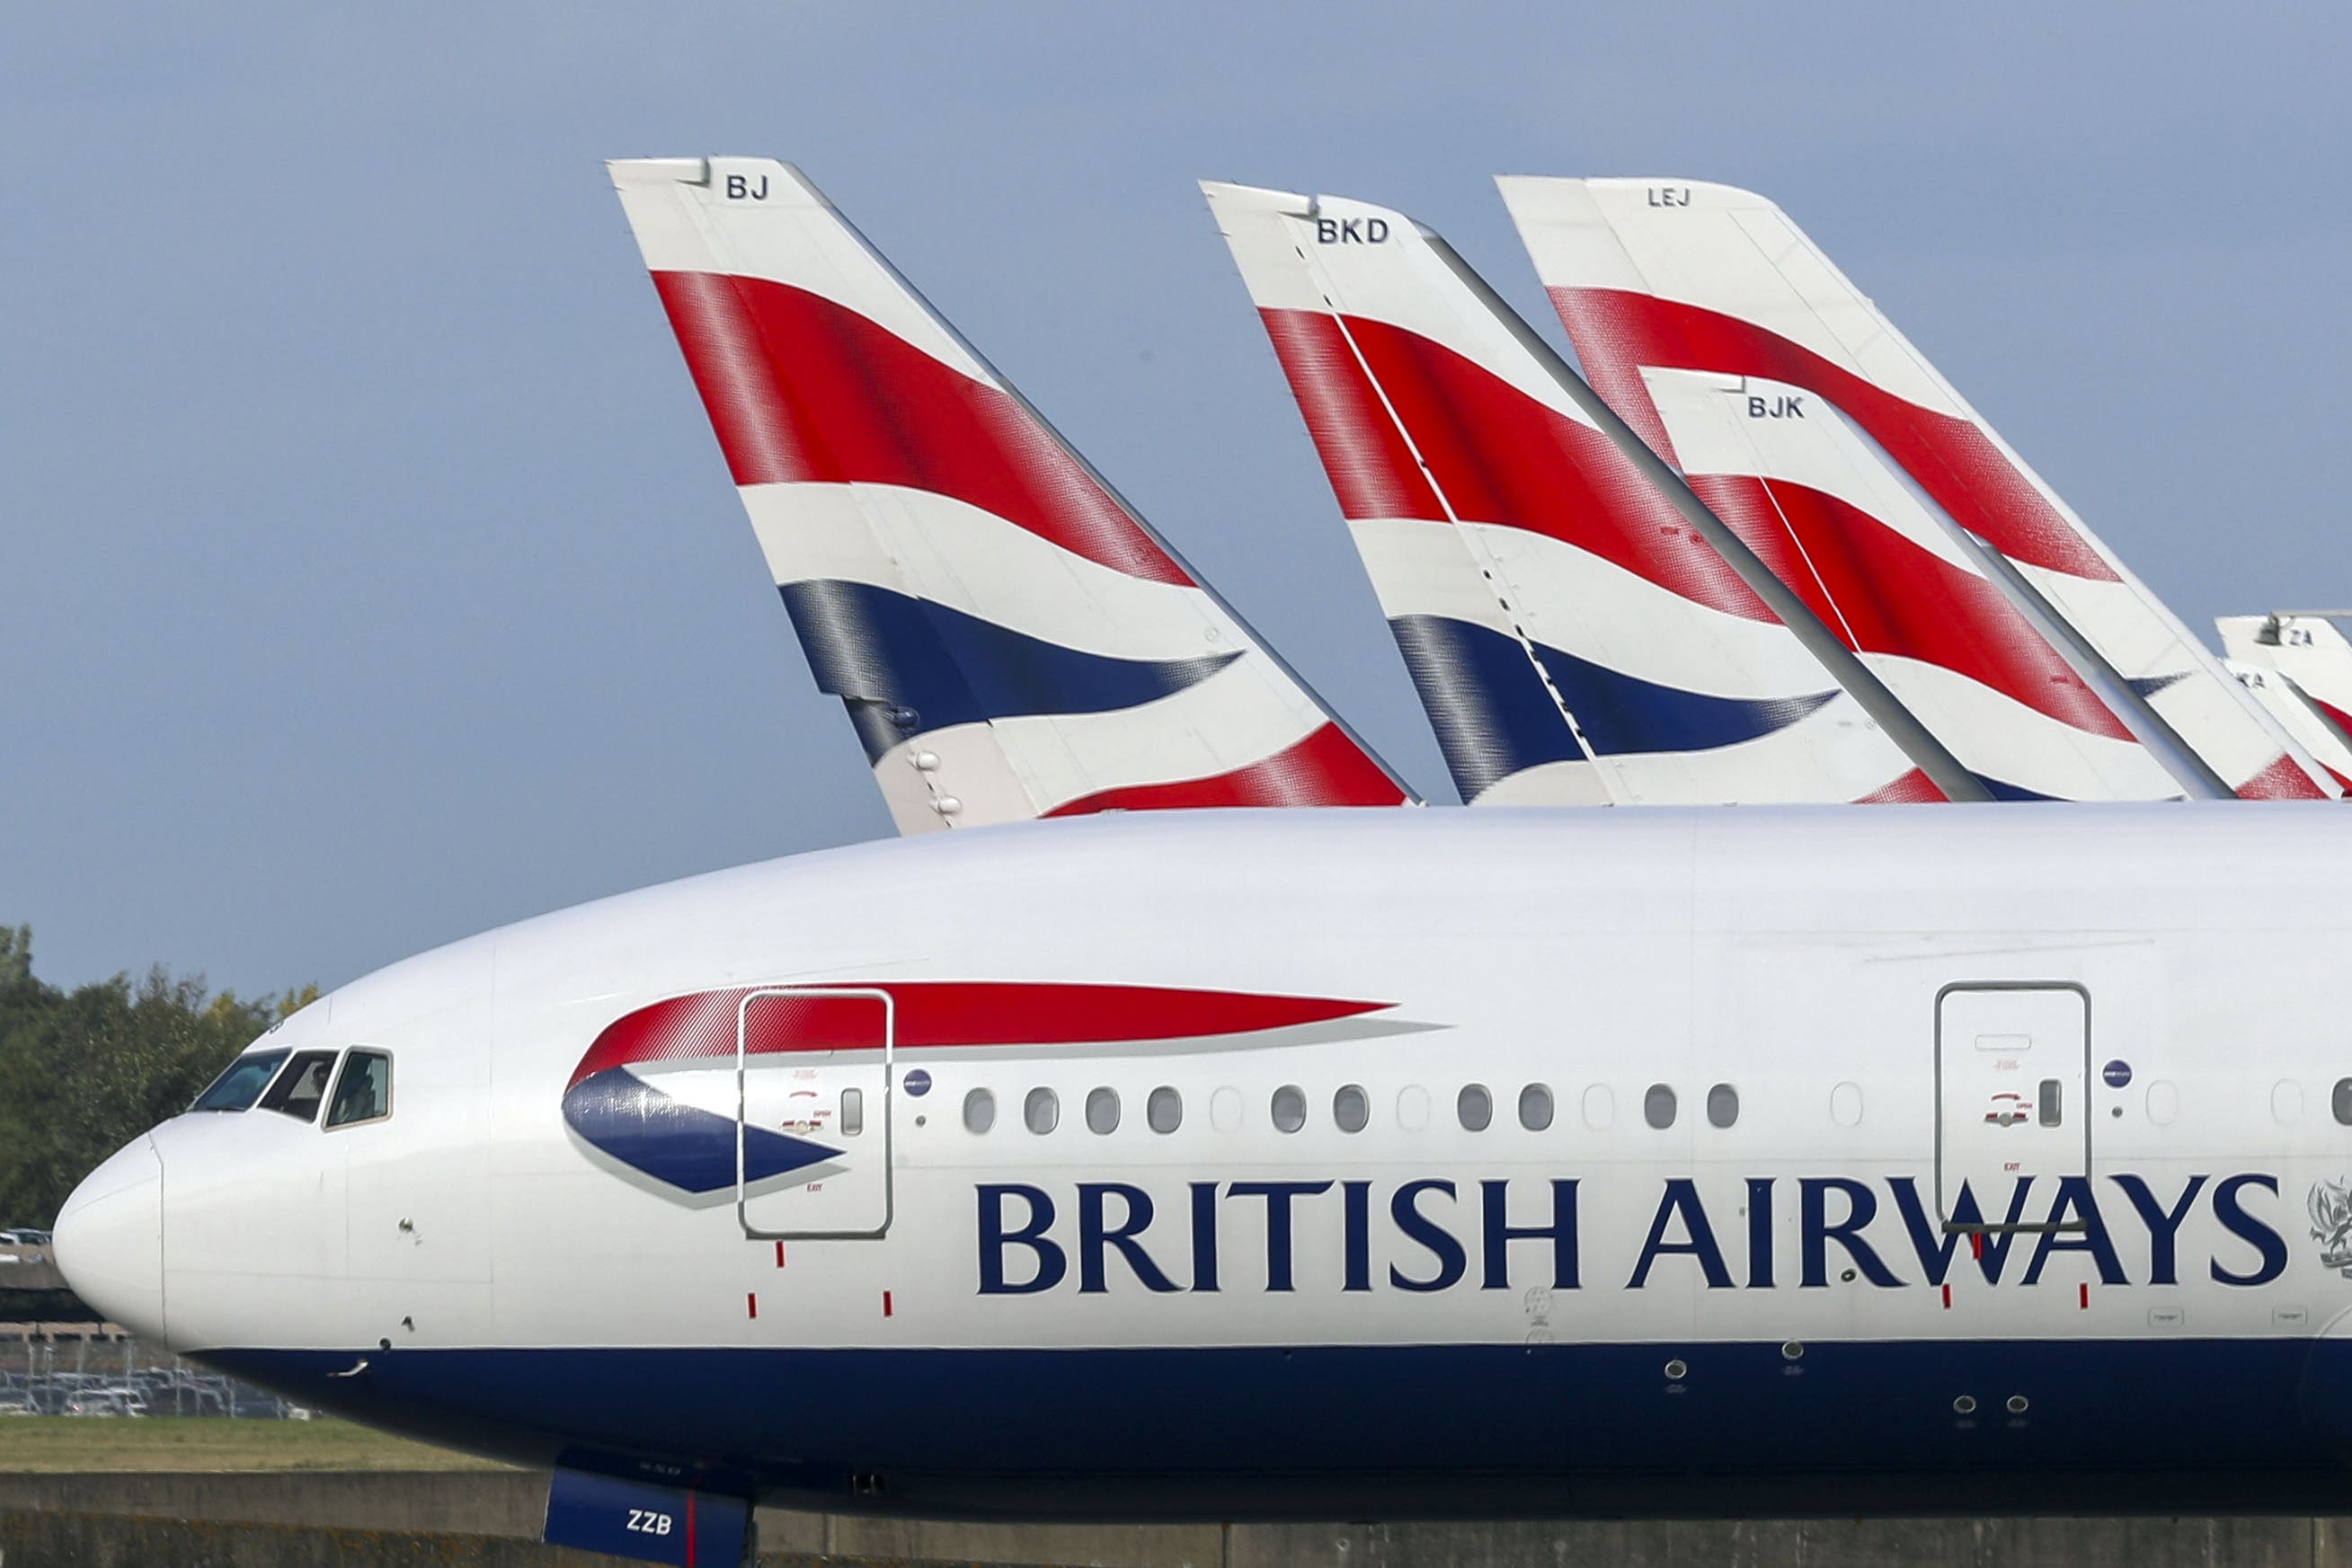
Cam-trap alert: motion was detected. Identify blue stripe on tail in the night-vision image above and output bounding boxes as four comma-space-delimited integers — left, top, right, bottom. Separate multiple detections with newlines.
1390, 615, 1838, 800
781, 580, 1240, 758
1388, 616, 1585, 800
1527, 642, 1836, 757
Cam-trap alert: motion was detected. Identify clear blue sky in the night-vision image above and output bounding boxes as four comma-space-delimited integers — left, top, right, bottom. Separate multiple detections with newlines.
5, 3, 2348, 998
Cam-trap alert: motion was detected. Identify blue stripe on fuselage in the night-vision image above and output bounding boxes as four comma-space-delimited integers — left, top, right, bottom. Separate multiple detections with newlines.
200, 1337, 2352, 1520
561, 1068, 838, 1194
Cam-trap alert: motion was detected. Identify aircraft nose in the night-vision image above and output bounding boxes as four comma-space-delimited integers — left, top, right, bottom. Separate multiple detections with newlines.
53, 1135, 166, 1343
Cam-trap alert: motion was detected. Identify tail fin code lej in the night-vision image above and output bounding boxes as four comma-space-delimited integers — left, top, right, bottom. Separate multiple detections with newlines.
1497, 176, 2338, 802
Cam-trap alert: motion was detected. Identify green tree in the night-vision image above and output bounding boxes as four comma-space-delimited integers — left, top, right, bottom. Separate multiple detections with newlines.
0, 926, 31, 988
0, 927, 314, 1226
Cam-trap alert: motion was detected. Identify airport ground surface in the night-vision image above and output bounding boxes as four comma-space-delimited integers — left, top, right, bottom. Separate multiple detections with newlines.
0, 1413, 508, 1472
4, 1421, 2352, 1566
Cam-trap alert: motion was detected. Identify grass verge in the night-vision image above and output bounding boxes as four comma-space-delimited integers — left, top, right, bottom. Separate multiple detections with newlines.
0, 1415, 512, 1472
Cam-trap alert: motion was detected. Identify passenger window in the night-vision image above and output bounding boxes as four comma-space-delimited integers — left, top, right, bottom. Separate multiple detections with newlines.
1147, 1086, 1182, 1134
258, 1050, 338, 1122
1025, 1087, 1059, 1135
1334, 1084, 1369, 1133
2335, 1078, 2352, 1126
1086, 1087, 1120, 1135
191, 1050, 289, 1113
839, 1087, 865, 1136
1518, 1084, 1553, 1131
963, 1088, 995, 1134
1458, 1084, 1492, 1132
1706, 1083, 1739, 1129
1644, 1083, 1677, 1129
324, 1050, 392, 1129
1271, 1085, 1307, 1134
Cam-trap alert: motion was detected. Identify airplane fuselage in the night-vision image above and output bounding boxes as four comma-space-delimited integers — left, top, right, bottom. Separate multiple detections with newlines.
58, 804, 2352, 1518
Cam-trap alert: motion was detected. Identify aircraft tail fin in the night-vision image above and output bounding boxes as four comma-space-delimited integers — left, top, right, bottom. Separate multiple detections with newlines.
1498, 175, 2339, 801
610, 158, 1410, 832
2219, 615, 2352, 787
1203, 179, 1930, 806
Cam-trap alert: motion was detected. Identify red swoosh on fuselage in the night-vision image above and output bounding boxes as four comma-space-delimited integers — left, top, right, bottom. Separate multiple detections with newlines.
568, 982, 1396, 1089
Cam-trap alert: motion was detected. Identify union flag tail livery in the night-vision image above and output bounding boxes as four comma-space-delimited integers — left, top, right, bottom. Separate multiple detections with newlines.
1497, 177, 2339, 802
1612, 363, 2179, 802
2219, 615, 2352, 789
609, 158, 1410, 833
1202, 182, 1932, 808
2223, 660, 2352, 792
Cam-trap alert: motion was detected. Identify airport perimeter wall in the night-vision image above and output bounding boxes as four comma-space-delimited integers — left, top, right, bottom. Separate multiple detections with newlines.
10, 1473, 2352, 1566
0, 1510, 650, 1568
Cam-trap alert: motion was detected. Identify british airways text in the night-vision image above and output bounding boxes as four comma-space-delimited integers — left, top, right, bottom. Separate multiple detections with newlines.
974, 1174, 2286, 1295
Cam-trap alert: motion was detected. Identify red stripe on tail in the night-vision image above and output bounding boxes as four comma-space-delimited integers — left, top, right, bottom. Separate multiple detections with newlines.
1043, 722, 1407, 815
2233, 751, 2330, 801
1258, 309, 1445, 521
652, 271, 1191, 585
1257, 309, 1774, 620
1686, 474, 2137, 740
1549, 287, 2120, 584
1856, 767, 1948, 803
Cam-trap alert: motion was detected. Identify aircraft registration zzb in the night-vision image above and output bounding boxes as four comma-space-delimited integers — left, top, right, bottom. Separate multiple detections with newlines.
49, 802, 2352, 1553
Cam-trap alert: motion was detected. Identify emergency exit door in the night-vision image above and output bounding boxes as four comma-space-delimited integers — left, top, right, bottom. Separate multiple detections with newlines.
1934, 983, 2089, 1231
735, 988, 893, 1239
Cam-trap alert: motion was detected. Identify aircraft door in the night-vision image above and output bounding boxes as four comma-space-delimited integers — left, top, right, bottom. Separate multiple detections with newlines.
735, 988, 892, 1240
1934, 983, 2089, 1231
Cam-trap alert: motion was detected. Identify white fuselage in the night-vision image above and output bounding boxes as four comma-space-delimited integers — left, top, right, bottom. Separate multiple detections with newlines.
56, 803, 2352, 1517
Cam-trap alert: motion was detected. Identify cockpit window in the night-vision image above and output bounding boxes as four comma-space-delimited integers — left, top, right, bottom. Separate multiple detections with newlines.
325, 1050, 392, 1129
258, 1050, 341, 1123
190, 1050, 289, 1112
